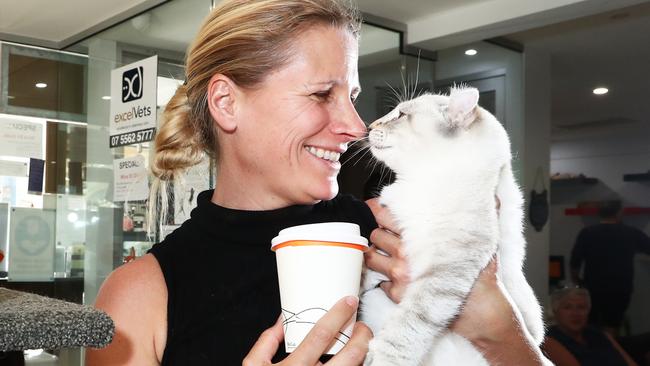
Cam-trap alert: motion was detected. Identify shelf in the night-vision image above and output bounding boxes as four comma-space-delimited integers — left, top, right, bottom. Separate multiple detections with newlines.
551, 176, 598, 185
564, 207, 650, 216
622, 207, 650, 215
623, 171, 650, 182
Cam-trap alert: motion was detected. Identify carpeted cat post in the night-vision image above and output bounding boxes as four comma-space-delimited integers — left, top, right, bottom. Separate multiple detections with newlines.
0, 288, 114, 363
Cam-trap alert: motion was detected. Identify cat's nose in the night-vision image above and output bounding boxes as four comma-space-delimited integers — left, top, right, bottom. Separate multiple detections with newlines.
368, 120, 381, 129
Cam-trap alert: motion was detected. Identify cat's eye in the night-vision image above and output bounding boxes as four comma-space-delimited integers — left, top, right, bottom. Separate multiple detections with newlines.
398, 111, 407, 119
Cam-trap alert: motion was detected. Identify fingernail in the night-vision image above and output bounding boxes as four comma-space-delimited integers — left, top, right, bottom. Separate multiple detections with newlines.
345, 296, 359, 307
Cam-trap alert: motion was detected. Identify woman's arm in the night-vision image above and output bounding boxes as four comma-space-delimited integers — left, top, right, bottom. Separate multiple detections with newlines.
541, 337, 580, 366
86, 254, 168, 366
365, 198, 547, 366
604, 333, 639, 366
452, 259, 544, 366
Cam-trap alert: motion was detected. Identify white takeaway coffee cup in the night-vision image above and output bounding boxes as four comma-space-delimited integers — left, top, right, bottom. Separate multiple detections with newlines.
271, 222, 368, 355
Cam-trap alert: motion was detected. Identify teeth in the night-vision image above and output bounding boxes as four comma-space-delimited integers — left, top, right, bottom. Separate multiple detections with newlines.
305, 146, 341, 162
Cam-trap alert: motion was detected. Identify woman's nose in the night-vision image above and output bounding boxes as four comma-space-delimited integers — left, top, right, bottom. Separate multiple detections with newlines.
331, 99, 367, 140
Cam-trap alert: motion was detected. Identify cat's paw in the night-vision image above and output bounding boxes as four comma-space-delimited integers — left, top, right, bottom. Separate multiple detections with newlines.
363, 340, 394, 366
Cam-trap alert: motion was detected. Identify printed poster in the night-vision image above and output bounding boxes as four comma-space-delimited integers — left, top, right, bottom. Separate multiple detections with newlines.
113, 155, 149, 202
0, 117, 43, 159
109, 55, 158, 148
8, 207, 55, 281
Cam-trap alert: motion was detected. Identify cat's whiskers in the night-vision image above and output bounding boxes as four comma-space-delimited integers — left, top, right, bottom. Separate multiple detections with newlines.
384, 81, 403, 107
341, 139, 370, 167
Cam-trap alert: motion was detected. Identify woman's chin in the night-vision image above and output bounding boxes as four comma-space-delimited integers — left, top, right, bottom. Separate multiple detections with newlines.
310, 181, 339, 201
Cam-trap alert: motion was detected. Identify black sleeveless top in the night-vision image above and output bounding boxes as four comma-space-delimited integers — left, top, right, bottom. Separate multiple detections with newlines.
149, 190, 377, 365
547, 325, 627, 366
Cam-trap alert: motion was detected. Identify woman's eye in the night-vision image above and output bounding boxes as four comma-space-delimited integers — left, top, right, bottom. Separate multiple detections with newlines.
312, 90, 331, 101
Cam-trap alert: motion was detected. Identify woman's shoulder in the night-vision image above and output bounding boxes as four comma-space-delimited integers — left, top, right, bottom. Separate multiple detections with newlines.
89, 254, 167, 364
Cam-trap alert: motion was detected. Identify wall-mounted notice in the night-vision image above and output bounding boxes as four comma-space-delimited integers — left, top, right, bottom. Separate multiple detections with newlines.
0, 203, 8, 275
0, 117, 43, 159
109, 55, 158, 148
8, 207, 55, 281
113, 155, 149, 202
0, 160, 28, 177
174, 159, 211, 224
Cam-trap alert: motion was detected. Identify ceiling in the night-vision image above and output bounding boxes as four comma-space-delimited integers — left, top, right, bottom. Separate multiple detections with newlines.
508, 2, 650, 136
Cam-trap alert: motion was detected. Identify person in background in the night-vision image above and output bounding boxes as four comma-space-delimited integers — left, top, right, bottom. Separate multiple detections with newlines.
87, 0, 548, 364
543, 287, 638, 366
570, 201, 650, 335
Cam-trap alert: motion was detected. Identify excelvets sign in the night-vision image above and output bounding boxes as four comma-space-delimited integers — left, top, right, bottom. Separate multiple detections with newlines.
109, 55, 158, 148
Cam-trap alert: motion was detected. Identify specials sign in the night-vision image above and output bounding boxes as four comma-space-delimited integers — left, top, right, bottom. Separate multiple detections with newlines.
109, 55, 158, 148
113, 155, 149, 202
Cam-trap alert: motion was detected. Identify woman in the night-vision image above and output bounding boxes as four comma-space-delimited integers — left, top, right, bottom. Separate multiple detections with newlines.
543, 287, 637, 366
88, 0, 546, 365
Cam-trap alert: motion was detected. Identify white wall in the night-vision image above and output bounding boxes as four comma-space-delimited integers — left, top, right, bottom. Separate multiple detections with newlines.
550, 122, 650, 334
522, 45, 552, 307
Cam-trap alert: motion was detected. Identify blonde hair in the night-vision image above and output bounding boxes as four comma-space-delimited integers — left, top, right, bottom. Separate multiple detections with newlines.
149, 0, 361, 235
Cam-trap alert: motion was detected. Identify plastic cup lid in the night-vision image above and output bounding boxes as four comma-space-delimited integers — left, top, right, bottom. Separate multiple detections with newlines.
271, 222, 368, 250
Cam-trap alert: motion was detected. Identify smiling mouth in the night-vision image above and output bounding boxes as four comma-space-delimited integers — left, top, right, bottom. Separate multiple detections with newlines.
304, 146, 341, 163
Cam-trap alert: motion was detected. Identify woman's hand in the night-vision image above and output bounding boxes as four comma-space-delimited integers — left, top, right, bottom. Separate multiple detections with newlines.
243, 296, 372, 366
364, 198, 409, 302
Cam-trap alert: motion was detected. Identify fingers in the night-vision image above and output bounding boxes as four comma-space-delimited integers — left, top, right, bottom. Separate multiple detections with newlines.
369, 228, 401, 257
365, 245, 409, 284
326, 322, 373, 366
379, 280, 406, 303
288, 296, 359, 366
243, 316, 284, 366
365, 198, 400, 235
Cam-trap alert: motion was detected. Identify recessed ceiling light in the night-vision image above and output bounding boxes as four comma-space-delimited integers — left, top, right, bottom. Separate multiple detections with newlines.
593, 87, 609, 95
102, 95, 111, 100
465, 49, 478, 56
35, 82, 47, 88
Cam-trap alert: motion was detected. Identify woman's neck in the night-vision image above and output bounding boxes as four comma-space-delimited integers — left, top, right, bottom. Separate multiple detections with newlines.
212, 166, 292, 210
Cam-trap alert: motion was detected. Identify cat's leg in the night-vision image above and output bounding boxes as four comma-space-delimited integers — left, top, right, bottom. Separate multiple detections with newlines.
495, 165, 546, 344
359, 285, 397, 336
499, 269, 546, 344
364, 252, 493, 366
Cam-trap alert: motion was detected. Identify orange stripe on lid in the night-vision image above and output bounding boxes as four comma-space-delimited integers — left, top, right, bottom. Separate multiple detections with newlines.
272, 240, 368, 252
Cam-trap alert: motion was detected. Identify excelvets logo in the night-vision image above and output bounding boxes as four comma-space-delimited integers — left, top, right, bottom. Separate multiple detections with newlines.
122, 66, 143, 103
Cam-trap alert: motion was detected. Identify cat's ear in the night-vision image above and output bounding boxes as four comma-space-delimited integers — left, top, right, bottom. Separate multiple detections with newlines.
447, 87, 479, 129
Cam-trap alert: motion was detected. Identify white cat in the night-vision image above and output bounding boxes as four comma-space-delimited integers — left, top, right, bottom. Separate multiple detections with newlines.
360, 87, 551, 365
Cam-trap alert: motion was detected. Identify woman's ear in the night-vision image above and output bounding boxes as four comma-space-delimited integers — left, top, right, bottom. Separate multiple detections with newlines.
207, 74, 238, 132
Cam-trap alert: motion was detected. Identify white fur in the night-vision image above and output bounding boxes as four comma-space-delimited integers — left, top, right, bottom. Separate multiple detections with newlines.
360, 88, 552, 365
